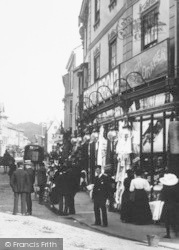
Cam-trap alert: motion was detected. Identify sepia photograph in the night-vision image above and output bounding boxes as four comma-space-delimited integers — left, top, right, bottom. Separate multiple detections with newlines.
0, 0, 179, 249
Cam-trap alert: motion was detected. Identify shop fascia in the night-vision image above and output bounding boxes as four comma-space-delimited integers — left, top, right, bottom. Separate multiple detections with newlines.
97, 92, 173, 124
83, 66, 119, 108
84, 39, 168, 111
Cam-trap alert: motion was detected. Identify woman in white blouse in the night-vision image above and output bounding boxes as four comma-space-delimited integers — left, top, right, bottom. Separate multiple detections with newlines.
129, 168, 152, 225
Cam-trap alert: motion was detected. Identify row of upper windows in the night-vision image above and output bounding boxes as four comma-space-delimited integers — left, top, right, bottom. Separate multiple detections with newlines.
93, 4, 159, 81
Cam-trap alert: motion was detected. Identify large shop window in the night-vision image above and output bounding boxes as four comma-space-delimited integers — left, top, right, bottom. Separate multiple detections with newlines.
141, 6, 159, 50
139, 112, 170, 186
109, 38, 117, 70
94, 53, 100, 81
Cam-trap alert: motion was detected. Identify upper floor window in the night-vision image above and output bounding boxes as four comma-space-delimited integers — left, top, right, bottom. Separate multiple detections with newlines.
109, 38, 117, 70
94, 54, 100, 81
141, 6, 159, 50
94, 0, 100, 29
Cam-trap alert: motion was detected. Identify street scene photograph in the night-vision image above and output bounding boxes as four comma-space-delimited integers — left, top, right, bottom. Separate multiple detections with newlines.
0, 0, 179, 249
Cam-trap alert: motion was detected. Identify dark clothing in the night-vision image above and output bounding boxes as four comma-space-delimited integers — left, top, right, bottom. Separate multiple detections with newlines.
10, 168, 29, 215
92, 174, 109, 226
37, 168, 47, 186
93, 175, 109, 204
8, 164, 16, 179
13, 192, 26, 215
120, 177, 133, 222
25, 168, 35, 215
55, 170, 70, 214
26, 193, 32, 214
107, 176, 116, 212
26, 168, 35, 193
132, 189, 152, 225
94, 201, 108, 226
37, 167, 47, 203
39, 186, 45, 203
10, 169, 29, 193
161, 184, 179, 236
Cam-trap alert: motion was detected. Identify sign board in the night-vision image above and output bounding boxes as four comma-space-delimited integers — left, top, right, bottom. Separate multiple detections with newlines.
120, 40, 168, 90
83, 66, 119, 108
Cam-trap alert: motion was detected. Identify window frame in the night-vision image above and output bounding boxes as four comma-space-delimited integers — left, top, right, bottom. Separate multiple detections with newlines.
109, 37, 117, 71
141, 4, 159, 50
94, 0, 100, 29
94, 53, 100, 81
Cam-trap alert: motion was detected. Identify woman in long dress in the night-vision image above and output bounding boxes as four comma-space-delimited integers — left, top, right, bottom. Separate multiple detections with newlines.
129, 169, 152, 225
160, 173, 179, 238
120, 169, 134, 223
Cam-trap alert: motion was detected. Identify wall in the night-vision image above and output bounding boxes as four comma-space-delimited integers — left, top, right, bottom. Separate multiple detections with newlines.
133, 0, 170, 57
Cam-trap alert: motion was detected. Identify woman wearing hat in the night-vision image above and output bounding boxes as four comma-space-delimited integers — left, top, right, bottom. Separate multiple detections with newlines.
160, 173, 179, 238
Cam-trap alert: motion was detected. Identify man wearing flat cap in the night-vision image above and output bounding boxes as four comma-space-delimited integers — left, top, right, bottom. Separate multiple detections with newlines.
24, 160, 35, 215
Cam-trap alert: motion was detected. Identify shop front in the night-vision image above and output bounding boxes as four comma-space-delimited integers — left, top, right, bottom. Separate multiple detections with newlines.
83, 38, 179, 207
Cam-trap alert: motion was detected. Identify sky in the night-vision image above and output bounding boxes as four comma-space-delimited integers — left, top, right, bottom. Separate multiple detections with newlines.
0, 0, 82, 125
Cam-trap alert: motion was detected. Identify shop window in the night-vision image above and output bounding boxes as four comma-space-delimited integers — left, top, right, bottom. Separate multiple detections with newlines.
153, 114, 164, 153
94, 0, 100, 29
109, 38, 117, 70
94, 53, 100, 81
141, 6, 159, 50
142, 117, 152, 153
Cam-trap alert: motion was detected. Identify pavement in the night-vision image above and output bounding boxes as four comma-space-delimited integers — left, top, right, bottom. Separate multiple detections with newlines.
61, 191, 179, 250
1, 167, 179, 249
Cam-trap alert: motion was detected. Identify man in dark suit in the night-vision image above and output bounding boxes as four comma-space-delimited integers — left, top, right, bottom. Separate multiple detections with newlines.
24, 160, 35, 215
92, 165, 110, 227
10, 161, 29, 215
37, 162, 47, 204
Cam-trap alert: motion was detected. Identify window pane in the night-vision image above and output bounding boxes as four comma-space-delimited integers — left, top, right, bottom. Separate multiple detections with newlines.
153, 114, 163, 152
142, 8, 158, 49
142, 119, 152, 153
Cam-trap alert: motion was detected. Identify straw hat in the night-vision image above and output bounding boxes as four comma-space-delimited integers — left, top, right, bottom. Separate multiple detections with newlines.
159, 173, 178, 186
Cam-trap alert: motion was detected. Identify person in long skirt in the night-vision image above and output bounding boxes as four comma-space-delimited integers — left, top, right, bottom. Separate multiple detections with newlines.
129, 168, 152, 225
120, 169, 134, 223
160, 173, 179, 238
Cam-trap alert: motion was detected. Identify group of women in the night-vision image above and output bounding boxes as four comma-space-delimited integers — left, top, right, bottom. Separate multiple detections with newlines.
120, 167, 179, 238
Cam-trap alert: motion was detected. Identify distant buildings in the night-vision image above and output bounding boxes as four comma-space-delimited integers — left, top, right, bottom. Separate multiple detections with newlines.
62, 45, 83, 133
45, 119, 63, 153
0, 106, 30, 157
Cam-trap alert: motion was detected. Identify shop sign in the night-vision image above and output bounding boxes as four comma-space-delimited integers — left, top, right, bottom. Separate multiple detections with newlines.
120, 40, 168, 90
129, 93, 173, 112
97, 106, 123, 122
83, 66, 119, 108
139, 0, 159, 13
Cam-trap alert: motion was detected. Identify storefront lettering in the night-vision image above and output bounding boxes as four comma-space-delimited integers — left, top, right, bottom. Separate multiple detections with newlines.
83, 67, 119, 106
98, 106, 123, 122
121, 40, 168, 87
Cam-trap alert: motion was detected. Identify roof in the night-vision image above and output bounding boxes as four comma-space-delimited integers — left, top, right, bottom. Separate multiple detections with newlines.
66, 45, 83, 70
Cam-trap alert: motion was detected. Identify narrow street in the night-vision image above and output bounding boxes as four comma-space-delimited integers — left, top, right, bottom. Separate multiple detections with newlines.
0, 167, 173, 250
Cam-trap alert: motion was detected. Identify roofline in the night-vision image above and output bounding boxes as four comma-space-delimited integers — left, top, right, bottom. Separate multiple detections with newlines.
79, 0, 88, 26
